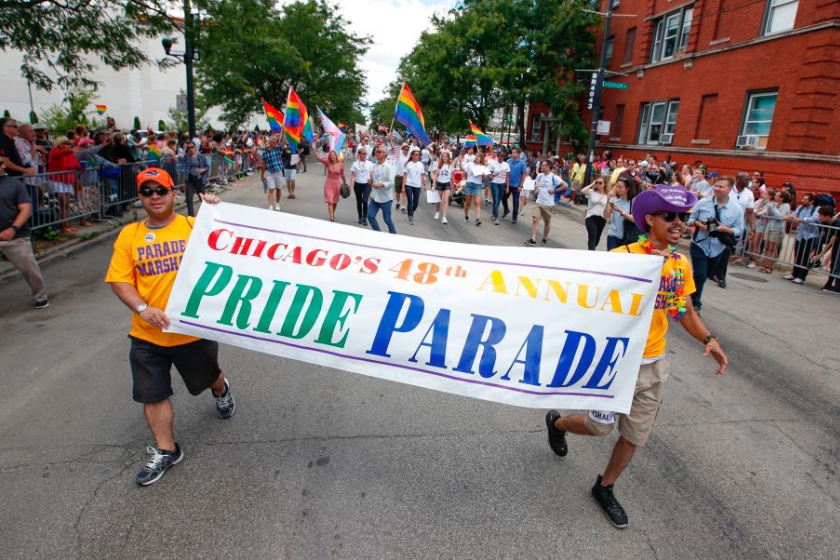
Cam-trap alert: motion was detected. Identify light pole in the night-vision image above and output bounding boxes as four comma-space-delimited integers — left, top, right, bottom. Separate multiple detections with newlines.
584, 3, 613, 187
162, 0, 198, 139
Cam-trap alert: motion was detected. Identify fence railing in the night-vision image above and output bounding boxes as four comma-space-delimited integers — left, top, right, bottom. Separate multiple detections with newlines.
731, 215, 839, 280
23, 152, 255, 233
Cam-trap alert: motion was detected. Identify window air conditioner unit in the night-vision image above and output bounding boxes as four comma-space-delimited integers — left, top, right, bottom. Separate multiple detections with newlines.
736, 135, 759, 148
659, 133, 673, 145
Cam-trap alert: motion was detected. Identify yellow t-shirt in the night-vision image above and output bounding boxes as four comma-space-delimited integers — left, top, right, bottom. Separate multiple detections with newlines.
105, 216, 199, 347
610, 242, 696, 358
609, 166, 626, 188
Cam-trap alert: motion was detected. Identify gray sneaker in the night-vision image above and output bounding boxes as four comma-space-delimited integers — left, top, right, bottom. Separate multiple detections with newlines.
213, 378, 235, 419
135, 444, 183, 486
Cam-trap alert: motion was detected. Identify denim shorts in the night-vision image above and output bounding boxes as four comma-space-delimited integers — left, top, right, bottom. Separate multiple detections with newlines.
464, 182, 483, 196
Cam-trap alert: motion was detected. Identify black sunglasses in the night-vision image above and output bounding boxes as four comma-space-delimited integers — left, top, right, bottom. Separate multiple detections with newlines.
653, 211, 690, 223
139, 185, 174, 197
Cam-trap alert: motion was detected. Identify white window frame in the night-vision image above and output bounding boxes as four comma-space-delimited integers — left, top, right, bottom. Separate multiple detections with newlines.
605, 37, 615, 63
638, 100, 679, 145
763, 0, 798, 36
739, 92, 777, 150
530, 114, 543, 142
651, 5, 693, 63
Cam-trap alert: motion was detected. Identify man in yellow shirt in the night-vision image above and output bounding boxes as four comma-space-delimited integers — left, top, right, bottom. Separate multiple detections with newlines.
105, 168, 234, 486
545, 185, 729, 529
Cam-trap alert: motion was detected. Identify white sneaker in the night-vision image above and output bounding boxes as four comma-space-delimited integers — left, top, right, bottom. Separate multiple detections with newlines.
792, 278, 804, 284
434, 212, 440, 220
746, 262, 756, 269
268, 204, 273, 210
442, 217, 448, 225
274, 204, 281, 211
782, 274, 794, 280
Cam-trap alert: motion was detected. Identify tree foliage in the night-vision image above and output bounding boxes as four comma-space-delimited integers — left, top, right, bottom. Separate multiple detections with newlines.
1, 0, 175, 92
390, 0, 596, 147
41, 88, 99, 133
197, 0, 370, 129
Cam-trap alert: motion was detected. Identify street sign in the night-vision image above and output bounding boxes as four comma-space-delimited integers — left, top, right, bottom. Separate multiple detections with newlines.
597, 120, 611, 135
505, 115, 513, 125
176, 94, 187, 112
603, 81, 629, 90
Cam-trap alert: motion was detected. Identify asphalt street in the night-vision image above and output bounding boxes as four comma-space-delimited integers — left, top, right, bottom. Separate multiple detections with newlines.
1, 163, 838, 559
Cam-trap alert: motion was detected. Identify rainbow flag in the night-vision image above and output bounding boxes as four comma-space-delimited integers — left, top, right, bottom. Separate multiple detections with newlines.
283, 88, 314, 149
469, 121, 494, 146
394, 83, 430, 146
148, 143, 162, 161
263, 100, 285, 134
95, 104, 107, 115
463, 135, 477, 148
317, 108, 346, 153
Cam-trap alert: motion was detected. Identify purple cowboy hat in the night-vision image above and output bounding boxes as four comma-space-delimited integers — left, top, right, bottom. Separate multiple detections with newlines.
632, 184, 697, 233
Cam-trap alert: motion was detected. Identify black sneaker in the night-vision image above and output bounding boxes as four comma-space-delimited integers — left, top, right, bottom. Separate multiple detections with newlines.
718, 279, 727, 289
708, 274, 721, 284
545, 410, 568, 457
541, 238, 547, 246
524, 239, 536, 246
591, 475, 629, 529
135, 444, 184, 486
213, 378, 235, 419
34, 299, 49, 309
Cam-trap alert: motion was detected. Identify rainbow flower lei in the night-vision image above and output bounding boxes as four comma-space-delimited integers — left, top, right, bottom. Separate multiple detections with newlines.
638, 234, 687, 320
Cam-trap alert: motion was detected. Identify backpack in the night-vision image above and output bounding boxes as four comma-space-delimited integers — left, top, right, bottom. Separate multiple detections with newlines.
814, 193, 835, 209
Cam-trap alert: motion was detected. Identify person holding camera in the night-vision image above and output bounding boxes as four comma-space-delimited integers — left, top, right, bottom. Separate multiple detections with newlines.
686, 176, 744, 313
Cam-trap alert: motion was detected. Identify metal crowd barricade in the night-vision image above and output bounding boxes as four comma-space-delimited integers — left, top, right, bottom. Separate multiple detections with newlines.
740, 215, 840, 281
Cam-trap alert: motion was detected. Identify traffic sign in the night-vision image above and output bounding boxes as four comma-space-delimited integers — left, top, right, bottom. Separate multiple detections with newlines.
603, 81, 629, 90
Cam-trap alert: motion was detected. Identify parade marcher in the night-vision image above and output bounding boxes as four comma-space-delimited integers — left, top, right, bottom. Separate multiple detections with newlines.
350, 147, 374, 226
463, 152, 491, 226
504, 148, 528, 223
431, 151, 453, 224
262, 136, 284, 211
314, 148, 346, 222
282, 144, 297, 199
488, 152, 510, 224
180, 142, 208, 217
297, 137, 310, 173
546, 184, 728, 529
686, 176, 744, 312
603, 177, 637, 250
105, 168, 234, 486
403, 149, 426, 226
368, 146, 397, 234
524, 161, 564, 246
812, 206, 840, 293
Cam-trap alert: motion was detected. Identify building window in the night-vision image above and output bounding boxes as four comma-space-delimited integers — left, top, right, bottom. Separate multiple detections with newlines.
651, 6, 693, 63
638, 100, 679, 145
763, 0, 798, 36
738, 92, 777, 149
613, 104, 625, 139
605, 37, 614, 64
610, 0, 620, 8
530, 114, 542, 142
623, 27, 636, 65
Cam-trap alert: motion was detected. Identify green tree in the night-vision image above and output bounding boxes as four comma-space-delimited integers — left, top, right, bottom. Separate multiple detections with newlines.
1, 0, 174, 92
197, 0, 370, 129
41, 88, 98, 133
133, 116, 142, 131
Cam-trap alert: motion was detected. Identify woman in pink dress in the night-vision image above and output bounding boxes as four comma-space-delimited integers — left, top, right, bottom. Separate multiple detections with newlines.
315, 149, 346, 222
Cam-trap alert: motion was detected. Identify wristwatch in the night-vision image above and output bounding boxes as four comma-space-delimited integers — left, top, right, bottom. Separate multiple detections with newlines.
11, 225, 19, 233
704, 334, 717, 344
135, 303, 148, 314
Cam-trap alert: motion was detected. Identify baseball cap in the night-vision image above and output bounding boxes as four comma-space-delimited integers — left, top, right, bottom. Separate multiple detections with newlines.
33, 123, 47, 131
708, 171, 719, 178
136, 167, 175, 190
53, 136, 71, 147
638, 160, 650, 168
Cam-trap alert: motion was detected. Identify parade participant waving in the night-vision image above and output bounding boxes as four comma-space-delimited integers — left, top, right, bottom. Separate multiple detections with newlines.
403, 148, 426, 225
463, 152, 491, 226
350, 147, 374, 226
314, 148, 347, 222
545, 184, 728, 529
105, 168, 234, 486
432, 151, 453, 224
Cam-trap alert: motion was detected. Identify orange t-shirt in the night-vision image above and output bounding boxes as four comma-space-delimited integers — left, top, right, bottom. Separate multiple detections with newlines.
610, 242, 696, 358
105, 216, 199, 347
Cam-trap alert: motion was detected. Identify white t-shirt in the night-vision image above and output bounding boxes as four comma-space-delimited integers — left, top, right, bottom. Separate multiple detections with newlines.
489, 160, 510, 184
730, 186, 755, 211
535, 173, 560, 206
462, 153, 476, 166
465, 162, 491, 184
350, 159, 374, 183
435, 163, 452, 184
586, 190, 608, 219
404, 161, 425, 188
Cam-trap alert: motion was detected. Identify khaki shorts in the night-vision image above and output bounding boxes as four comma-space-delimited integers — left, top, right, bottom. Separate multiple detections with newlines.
764, 229, 784, 244
532, 204, 552, 223
584, 359, 670, 447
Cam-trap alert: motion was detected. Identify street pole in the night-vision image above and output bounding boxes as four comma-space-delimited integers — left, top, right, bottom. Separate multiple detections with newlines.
184, 0, 197, 140
584, 3, 613, 186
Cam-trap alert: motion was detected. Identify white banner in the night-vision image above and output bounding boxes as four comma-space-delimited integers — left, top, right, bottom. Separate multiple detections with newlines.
165, 203, 663, 413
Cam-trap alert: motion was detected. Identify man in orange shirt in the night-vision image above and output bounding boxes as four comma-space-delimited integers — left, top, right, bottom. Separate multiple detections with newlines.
105, 168, 235, 486
545, 185, 729, 529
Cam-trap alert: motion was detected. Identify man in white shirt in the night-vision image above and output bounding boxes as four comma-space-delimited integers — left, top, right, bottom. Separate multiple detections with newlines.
487, 156, 510, 223
710, 172, 755, 288
350, 147, 375, 226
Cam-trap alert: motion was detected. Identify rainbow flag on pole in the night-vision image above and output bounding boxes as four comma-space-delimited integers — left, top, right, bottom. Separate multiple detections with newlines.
283, 88, 314, 149
317, 108, 346, 153
95, 104, 107, 115
469, 121, 494, 146
394, 82, 430, 146
463, 135, 478, 148
148, 143, 162, 161
262, 100, 285, 134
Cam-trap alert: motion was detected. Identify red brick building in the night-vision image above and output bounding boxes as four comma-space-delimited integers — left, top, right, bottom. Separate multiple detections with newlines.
528, 0, 840, 195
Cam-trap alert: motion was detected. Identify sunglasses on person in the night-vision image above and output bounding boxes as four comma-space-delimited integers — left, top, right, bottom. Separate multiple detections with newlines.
139, 185, 174, 197
653, 211, 690, 222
